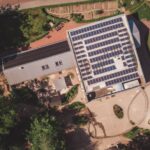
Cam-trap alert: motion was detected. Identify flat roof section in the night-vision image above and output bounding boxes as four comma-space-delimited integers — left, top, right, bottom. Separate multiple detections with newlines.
68, 14, 143, 98
3, 40, 70, 69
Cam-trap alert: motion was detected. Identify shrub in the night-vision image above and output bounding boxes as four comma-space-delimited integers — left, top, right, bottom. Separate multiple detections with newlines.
95, 9, 103, 15
113, 104, 124, 119
68, 101, 85, 112
70, 13, 84, 22
73, 115, 89, 125
62, 85, 79, 104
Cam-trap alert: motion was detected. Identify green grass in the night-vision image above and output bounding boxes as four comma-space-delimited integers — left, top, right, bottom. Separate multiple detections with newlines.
136, 3, 150, 20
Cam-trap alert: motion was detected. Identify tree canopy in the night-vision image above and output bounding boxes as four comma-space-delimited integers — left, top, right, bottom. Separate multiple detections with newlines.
0, 95, 17, 135
26, 114, 66, 150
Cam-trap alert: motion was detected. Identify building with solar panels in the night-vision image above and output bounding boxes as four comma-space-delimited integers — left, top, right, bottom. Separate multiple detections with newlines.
67, 14, 144, 101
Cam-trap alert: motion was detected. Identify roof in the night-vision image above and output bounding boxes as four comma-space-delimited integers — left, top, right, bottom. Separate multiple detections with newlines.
127, 14, 150, 82
3, 40, 70, 69
68, 14, 142, 97
54, 77, 67, 91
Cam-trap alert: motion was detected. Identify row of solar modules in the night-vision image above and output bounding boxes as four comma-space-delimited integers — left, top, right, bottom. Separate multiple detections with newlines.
82, 76, 92, 81
70, 17, 123, 36
105, 73, 139, 86
79, 63, 89, 68
118, 28, 127, 33
76, 54, 86, 59
125, 54, 134, 59
82, 71, 91, 77
80, 67, 91, 72
87, 67, 137, 85
73, 41, 82, 46
90, 50, 123, 63
119, 32, 128, 37
72, 23, 124, 41
128, 63, 136, 68
75, 50, 85, 55
123, 45, 132, 50
120, 37, 130, 42
74, 46, 84, 51
122, 41, 131, 46
84, 31, 118, 45
94, 65, 116, 75
92, 59, 114, 69
86, 38, 119, 50
88, 44, 121, 57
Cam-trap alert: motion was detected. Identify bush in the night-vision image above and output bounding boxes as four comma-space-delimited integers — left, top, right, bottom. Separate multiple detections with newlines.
62, 85, 79, 104
73, 115, 89, 125
124, 127, 150, 139
71, 13, 84, 22
113, 104, 124, 119
68, 101, 85, 112
95, 9, 103, 15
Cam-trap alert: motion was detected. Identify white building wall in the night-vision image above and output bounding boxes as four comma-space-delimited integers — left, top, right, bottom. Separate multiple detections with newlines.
4, 51, 75, 85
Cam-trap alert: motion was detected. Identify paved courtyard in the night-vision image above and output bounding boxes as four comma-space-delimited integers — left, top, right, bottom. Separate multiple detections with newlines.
86, 85, 150, 137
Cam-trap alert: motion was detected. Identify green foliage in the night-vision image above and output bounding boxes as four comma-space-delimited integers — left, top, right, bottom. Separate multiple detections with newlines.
68, 101, 85, 112
22, 8, 50, 42
26, 114, 65, 150
62, 85, 79, 104
0, 5, 29, 52
113, 104, 124, 119
124, 127, 150, 139
0, 96, 17, 135
71, 13, 84, 22
73, 115, 89, 126
136, 3, 150, 20
13, 87, 39, 105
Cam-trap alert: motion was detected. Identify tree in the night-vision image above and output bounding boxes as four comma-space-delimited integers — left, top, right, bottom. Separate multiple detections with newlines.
0, 96, 17, 135
0, 5, 29, 53
26, 114, 66, 150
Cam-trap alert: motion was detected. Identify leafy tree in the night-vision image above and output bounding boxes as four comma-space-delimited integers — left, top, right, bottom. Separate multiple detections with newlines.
0, 5, 29, 53
26, 114, 66, 150
13, 87, 39, 105
0, 96, 17, 135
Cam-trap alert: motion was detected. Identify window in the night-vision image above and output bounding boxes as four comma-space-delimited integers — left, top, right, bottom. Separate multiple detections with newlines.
42, 64, 49, 70
55, 60, 63, 67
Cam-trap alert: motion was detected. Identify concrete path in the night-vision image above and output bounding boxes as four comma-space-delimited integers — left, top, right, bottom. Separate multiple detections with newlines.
16, 0, 87, 10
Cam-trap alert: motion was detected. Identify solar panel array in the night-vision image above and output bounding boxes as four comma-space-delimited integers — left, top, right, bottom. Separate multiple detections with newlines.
68, 15, 139, 93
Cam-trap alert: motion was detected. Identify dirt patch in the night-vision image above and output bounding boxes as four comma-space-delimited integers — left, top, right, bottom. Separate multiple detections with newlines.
47, 1, 118, 20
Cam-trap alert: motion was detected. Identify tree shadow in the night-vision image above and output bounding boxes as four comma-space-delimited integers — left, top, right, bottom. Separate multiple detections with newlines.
0, 4, 29, 57
65, 127, 99, 150
127, 13, 150, 82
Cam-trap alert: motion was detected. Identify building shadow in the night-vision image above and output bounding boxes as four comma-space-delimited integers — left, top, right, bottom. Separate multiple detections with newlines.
127, 13, 150, 82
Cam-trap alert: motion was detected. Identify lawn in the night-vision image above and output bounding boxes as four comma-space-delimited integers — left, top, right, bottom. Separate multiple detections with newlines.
136, 3, 150, 20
